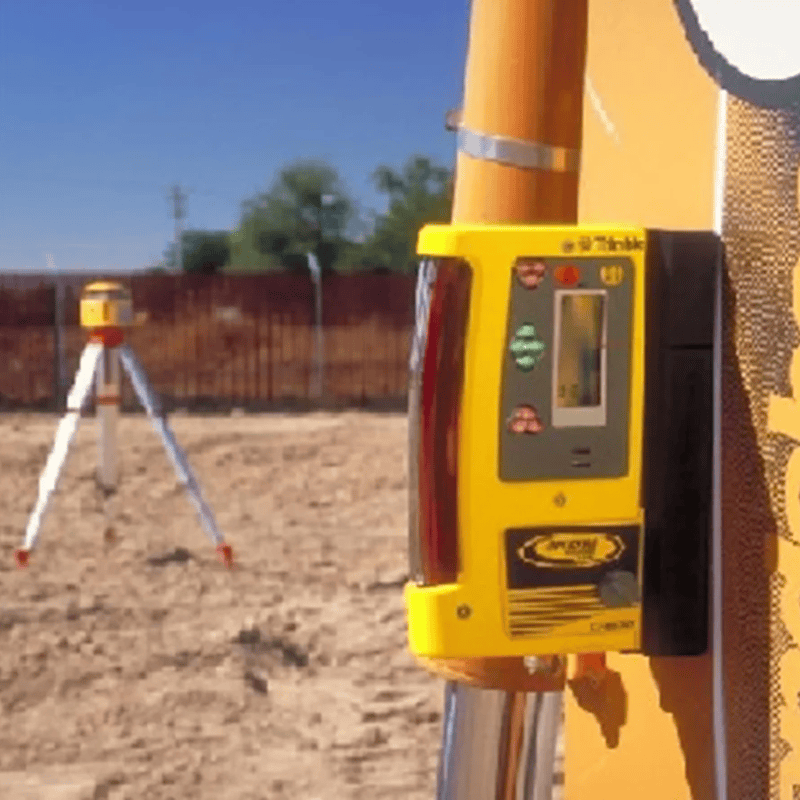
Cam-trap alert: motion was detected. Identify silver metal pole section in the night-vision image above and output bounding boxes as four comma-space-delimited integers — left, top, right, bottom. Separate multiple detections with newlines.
118, 343, 225, 548
47, 254, 66, 410
437, 682, 563, 800
711, 85, 729, 800
96, 347, 120, 491
520, 693, 562, 800
96, 346, 121, 542
21, 342, 103, 553
315, 275, 323, 400
307, 252, 324, 401
437, 682, 511, 800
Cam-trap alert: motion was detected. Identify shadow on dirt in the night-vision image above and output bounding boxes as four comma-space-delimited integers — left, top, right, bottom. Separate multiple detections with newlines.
146, 547, 194, 566
232, 626, 309, 668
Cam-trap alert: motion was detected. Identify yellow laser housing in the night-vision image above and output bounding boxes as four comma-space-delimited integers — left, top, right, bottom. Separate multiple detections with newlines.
80, 281, 134, 330
405, 225, 646, 658
405, 224, 718, 660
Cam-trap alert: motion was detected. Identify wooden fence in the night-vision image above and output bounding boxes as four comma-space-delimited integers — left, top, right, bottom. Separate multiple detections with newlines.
0, 271, 417, 411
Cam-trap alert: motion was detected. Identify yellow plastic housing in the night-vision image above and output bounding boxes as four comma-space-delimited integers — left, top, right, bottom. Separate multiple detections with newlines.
405, 224, 647, 658
79, 281, 133, 329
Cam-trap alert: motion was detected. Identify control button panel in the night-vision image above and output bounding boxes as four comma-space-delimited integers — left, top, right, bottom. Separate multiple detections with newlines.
499, 256, 634, 481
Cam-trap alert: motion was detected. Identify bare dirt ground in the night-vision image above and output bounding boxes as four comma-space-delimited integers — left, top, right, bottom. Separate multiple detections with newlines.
0, 411, 443, 799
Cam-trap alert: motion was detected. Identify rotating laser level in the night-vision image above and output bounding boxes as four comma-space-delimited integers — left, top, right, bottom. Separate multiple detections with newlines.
405, 224, 719, 659
80, 281, 134, 331
14, 280, 234, 570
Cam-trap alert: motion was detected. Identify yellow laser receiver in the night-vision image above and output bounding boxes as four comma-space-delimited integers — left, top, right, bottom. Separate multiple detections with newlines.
405, 225, 718, 659
80, 281, 133, 330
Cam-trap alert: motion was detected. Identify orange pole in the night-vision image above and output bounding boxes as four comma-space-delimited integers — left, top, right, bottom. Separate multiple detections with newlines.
417, 0, 589, 693
452, 0, 587, 226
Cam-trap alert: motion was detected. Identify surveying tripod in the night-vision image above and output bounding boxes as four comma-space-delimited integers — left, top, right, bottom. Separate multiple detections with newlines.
15, 281, 233, 570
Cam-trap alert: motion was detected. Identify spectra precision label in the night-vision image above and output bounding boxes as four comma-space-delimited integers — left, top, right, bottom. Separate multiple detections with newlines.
504, 525, 641, 639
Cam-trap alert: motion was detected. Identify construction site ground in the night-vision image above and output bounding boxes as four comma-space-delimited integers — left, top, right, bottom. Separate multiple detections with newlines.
0, 411, 442, 799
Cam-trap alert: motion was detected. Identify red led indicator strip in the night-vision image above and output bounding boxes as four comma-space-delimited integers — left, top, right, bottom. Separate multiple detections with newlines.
418, 261, 471, 585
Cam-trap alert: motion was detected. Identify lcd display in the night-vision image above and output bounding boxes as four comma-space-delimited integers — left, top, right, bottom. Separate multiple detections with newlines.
553, 291, 607, 427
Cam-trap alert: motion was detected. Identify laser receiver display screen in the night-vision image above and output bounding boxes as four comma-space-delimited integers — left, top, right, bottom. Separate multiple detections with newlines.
553, 292, 607, 427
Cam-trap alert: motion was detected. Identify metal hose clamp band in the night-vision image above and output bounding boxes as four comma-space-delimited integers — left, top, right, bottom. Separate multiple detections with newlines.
457, 126, 580, 173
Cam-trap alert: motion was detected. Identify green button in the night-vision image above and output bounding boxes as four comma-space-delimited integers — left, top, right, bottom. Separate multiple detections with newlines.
510, 323, 546, 370
515, 355, 536, 371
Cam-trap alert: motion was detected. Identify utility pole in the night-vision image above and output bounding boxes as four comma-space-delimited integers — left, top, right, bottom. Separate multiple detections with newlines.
169, 184, 188, 273
47, 253, 66, 411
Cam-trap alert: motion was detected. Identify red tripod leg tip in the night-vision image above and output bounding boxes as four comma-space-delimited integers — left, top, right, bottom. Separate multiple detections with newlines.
14, 549, 30, 569
216, 543, 234, 568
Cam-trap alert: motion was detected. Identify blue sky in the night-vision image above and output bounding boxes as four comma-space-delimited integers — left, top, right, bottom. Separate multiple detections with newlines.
1, 0, 470, 272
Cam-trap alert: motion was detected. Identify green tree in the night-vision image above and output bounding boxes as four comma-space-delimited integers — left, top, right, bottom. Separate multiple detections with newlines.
154, 232, 231, 274
181, 230, 231, 274
360, 155, 453, 273
228, 159, 354, 273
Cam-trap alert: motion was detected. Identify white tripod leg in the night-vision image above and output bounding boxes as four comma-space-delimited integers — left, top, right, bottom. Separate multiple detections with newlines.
118, 343, 233, 567
16, 342, 103, 566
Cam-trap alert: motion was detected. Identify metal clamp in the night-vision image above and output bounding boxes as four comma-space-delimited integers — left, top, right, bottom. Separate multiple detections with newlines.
457, 125, 580, 173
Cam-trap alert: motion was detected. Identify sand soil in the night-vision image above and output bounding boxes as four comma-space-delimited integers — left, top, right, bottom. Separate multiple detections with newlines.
0, 411, 443, 799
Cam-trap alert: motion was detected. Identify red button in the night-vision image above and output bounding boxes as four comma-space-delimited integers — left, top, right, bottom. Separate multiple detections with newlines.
515, 259, 547, 290
554, 265, 580, 286
507, 405, 544, 435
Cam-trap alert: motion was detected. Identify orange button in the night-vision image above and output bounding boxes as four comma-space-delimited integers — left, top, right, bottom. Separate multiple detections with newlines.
554, 264, 580, 286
